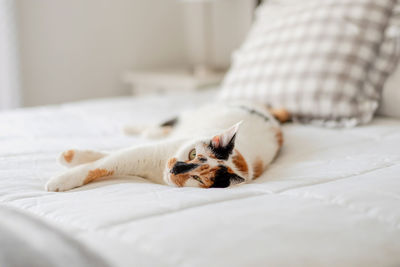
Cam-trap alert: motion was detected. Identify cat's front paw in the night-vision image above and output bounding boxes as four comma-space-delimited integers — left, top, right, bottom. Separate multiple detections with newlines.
45, 174, 79, 192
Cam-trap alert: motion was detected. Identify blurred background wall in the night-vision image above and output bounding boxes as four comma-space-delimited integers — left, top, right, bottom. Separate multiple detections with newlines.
16, 0, 186, 106
0, 0, 20, 110
1, 0, 256, 108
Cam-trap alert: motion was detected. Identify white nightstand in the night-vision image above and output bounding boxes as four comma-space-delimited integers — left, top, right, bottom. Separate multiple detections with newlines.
122, 68, 225, 95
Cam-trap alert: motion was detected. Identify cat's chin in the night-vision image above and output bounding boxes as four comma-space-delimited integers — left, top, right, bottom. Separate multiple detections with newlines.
182, 179, 202, 188
163, 175, 202, 188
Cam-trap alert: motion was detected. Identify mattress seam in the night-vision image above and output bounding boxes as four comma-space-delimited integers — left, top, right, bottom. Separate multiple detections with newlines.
92, 161, 400, 228
3, 163, 400, 236
280, 191, 400, 231
93, 162, 400, 232
273, 161, 400, 193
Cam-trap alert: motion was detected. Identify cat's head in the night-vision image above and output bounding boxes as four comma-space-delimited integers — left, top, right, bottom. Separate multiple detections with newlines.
164, 122, 246, 188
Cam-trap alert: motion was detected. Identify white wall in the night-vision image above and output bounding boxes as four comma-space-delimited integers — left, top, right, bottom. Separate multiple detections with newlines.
16, 0, 186, 106
0, 0, 20, 110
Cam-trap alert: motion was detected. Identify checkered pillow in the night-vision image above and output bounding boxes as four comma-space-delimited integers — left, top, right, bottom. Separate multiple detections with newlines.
219, 0, 399, 127
377, 5, 400, 118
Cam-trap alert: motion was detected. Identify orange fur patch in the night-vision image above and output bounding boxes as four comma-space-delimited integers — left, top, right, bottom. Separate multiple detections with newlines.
276, 129, 284, 147
198, 166, 219, 188
269, 108, 291, 123
63, 150, 74, 163
162, 126, 172, 135
232, 149, 248, 176
227, 167, 235, 174
167, 158, 177, 169
84, 168, 114, 185
253, 157, 264, 179
170, 173, 190, 187
169, 163, 219, 188
198, 164, 210, 171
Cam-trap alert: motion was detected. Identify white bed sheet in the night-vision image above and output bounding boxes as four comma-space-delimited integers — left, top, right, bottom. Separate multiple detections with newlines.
1, 90, 400, 267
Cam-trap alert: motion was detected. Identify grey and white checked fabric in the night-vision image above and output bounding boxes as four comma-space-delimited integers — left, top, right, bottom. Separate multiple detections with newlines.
219, 0, 399, 127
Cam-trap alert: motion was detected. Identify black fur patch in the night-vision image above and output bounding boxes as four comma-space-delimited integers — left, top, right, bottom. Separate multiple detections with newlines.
198, 157, 207, 162
208, 133, 236, 160
160, 117, 178, 127
238, 105, 269, 122
170, 161, 198, 175
211, 166, 245, 188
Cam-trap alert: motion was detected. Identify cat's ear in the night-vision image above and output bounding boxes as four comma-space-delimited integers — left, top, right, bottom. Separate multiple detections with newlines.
209, 121, 242, 160
211, 121, 242, 148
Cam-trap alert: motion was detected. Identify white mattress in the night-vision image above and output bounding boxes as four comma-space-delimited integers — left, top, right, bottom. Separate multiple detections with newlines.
1, 90, 400, 267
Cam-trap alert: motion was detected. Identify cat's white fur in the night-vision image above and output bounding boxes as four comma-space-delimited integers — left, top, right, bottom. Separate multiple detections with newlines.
45, 102, 283, 191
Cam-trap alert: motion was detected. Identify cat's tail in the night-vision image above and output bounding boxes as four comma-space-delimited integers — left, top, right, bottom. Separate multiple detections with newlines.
123, 116, 178, 138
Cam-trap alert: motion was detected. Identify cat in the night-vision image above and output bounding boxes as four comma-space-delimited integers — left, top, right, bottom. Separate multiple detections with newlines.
45, 101, 289, 192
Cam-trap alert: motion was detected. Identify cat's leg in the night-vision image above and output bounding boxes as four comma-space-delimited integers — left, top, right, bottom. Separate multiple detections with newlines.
123, 117, 178, 138
58, 149, 108, 167
123, 125, 173, 139
46, 142, 178, 192
45, 161, 114, 192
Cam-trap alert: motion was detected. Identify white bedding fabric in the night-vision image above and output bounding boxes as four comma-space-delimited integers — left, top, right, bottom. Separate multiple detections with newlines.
1, 90, 400, 267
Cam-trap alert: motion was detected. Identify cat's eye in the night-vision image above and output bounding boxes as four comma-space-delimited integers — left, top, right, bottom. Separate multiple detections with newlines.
192, 175, 204, 184
188, 148, 196, 160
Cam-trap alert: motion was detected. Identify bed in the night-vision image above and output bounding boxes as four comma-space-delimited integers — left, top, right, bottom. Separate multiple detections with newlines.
1, 89, 400, 267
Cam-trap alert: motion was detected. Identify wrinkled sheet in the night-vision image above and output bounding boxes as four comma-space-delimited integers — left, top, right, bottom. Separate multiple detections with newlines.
1, 89, 400, 267
0, 206, 110, 267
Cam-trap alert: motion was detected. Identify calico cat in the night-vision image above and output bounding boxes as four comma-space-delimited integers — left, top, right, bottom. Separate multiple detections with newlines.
45, 102, 289, 192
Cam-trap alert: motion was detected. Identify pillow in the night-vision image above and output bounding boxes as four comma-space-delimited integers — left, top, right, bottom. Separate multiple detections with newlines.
219, 0, 399, 127
378, 10, 400, 118
378, 60, 400, 118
